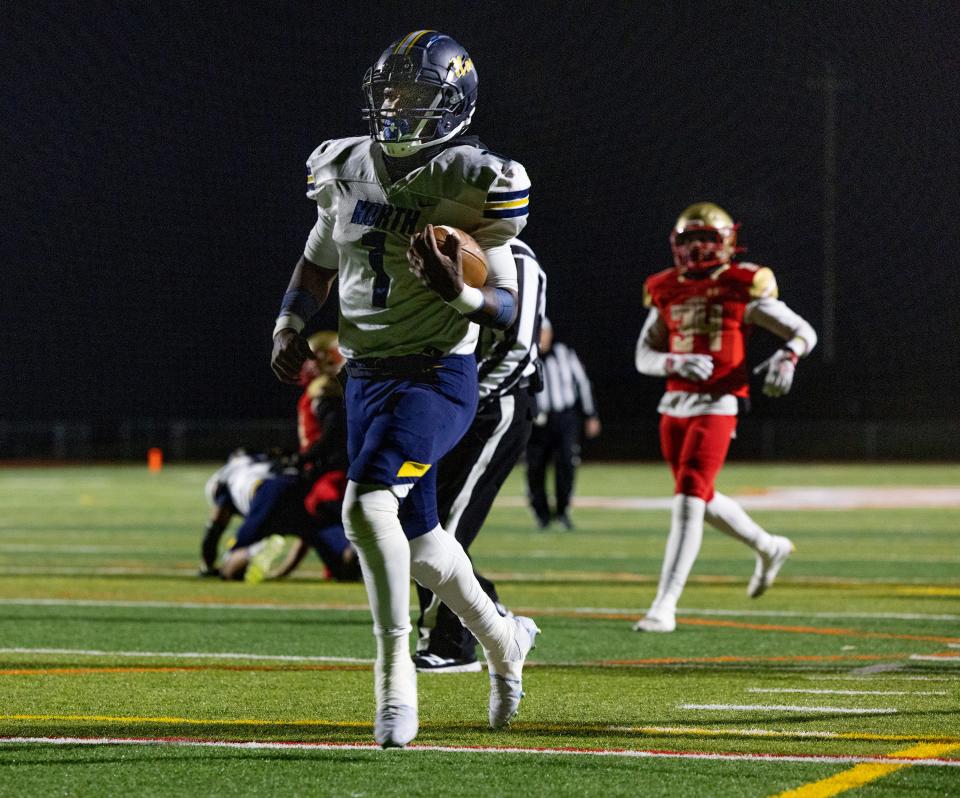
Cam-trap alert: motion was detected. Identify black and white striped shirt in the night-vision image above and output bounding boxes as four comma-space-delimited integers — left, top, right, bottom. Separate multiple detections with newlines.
476, 239, 547, 403
538, 342, 597, 417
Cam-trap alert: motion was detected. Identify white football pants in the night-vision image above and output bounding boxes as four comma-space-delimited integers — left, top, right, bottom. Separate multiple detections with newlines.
343, 482, 518, 707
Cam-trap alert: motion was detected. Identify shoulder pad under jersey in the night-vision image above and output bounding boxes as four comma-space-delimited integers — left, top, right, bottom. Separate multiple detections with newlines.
420, 144, 531, 250
734, 262, 779, 300
305, 136, 375, 207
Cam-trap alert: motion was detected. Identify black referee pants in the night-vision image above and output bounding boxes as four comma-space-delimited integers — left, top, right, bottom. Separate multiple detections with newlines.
525, 408, 580, 523
415, 386, 535, 659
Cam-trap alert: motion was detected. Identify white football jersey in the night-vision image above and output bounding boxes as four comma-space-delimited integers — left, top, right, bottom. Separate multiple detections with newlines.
204, 454, 273, 517
303, 136, 530, 359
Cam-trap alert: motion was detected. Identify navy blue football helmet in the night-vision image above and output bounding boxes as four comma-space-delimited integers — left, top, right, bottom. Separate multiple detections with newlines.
362, 31, 479, 157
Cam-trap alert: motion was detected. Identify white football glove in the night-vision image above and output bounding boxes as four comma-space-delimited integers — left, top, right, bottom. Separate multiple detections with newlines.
665, 353, 714, 381
755, 348, 799, 397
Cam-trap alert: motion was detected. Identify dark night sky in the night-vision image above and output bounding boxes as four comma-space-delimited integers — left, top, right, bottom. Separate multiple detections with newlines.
2, 1, 958, 424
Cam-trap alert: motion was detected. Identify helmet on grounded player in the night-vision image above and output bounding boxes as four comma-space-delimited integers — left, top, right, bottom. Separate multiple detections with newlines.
362, 30, 478, 157
670, 202, 740, 272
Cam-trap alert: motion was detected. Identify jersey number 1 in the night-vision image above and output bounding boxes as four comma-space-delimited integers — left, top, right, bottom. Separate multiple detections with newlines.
361, 231, 389, 308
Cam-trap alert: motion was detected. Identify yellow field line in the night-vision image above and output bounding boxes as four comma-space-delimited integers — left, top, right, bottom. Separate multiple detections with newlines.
610, 726, 960, 745
771, 742, 960, 797
0, 664, 367, 676
895, 586, 960, 597
0, 714, 369, 729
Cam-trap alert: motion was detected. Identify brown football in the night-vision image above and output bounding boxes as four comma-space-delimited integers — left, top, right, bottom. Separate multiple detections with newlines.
432, 225, 489, 288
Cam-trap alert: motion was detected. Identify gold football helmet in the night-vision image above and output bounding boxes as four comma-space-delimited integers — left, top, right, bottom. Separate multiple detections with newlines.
670, 202, 740, 272
300, 330, 344, 385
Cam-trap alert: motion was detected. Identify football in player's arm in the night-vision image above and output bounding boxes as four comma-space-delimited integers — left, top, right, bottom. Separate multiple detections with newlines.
269, 31, 539, 748
633, 202, 817, 633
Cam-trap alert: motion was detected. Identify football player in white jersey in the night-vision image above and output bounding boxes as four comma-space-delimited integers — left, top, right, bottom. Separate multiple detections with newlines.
270, 31, 539, 748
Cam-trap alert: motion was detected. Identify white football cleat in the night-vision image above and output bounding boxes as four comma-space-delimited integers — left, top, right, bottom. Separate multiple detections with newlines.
488, 615, 540, 729
374, 704, 418, 749
748, 535, 795, 598
632, 607, 676, 633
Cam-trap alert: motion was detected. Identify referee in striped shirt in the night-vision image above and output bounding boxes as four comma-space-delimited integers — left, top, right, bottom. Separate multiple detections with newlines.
413, 238, 547, 673
526, 320, 600, 529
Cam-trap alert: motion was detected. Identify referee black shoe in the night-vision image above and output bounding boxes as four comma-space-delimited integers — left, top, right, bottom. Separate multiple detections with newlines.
413, 651, 482, 673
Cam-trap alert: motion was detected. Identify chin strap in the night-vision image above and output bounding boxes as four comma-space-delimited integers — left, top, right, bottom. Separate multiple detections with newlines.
379, 121, 469, 158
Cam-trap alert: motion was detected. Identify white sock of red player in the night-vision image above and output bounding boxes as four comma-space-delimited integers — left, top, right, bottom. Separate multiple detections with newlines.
650, 494, 706, 615
409, 526, 517, 670
342, 482, 417, 711
705, 492, 775, 554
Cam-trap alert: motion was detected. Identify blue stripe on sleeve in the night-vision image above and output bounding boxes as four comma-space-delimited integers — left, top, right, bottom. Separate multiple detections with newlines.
485, 188, 529, 202
483, 207, 529, 219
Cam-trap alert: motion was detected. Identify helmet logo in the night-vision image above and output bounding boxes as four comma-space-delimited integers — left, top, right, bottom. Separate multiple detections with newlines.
449, 54, 474, 78
363, 33, 478, 156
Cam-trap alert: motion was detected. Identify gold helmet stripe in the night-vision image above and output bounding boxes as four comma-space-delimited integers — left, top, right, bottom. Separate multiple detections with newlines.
394, 30, 436, 54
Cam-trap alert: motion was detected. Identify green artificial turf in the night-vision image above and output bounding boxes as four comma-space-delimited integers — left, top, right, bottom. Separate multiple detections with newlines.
0, 463, 958, 796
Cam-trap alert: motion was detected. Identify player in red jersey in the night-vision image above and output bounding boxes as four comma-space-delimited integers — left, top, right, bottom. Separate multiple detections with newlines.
297, 331, 345, 454
290, 331, 352, 573
633, 203, 817, 632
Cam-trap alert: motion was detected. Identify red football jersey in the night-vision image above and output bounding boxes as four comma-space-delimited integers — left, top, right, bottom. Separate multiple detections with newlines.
643, 262, 778, 397
297, 375, 343, 453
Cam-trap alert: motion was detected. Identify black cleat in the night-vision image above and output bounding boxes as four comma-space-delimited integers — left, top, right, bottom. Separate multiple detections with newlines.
413, 652, 482, 673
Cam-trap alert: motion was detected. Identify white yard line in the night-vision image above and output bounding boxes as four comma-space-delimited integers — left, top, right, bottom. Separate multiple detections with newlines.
807, 674, 960, 683
3, 598, 957, 625
1, 736, 959, 767
0, 565, 953, 587
910, 655, 960, 663
746, 688, 946, 696
680, 703, 897, 714
575, 606, 960, 623
846, 662, 907, 676
496, 486, 960, 511
0, 545, 160, 553
0, 567, 194, 576
0, 647, 372, 664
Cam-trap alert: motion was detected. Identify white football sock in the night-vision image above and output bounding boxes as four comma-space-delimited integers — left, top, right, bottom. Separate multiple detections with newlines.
650, 494, 706, 613
409, 526, 516, 670
705, 491, 774, 554
343, 481, 416, 708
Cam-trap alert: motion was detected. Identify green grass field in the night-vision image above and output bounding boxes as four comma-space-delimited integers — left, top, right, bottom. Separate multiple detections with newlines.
0, 463, 958, 796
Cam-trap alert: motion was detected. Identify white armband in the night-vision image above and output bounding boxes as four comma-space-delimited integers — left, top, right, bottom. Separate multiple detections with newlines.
273, 313, 305, 338
447, 284, 484, 315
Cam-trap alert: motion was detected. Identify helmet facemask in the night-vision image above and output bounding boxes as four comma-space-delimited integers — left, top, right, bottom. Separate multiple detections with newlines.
361, 36, 477, 157
671, 227, 737, 272
669, 203, 740, 273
